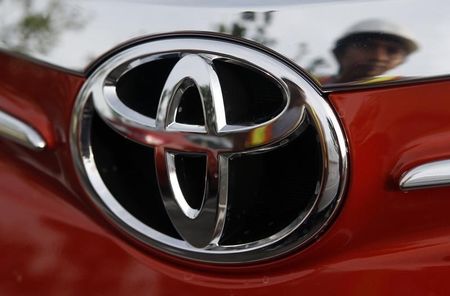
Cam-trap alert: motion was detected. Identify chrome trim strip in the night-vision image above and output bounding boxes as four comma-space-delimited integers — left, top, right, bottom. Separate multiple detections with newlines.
2, 0, 450, 90
400, 160, 450, 191
0, 110, 46, 150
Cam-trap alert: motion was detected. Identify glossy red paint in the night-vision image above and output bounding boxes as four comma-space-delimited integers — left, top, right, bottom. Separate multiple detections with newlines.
1, 50, 450, 295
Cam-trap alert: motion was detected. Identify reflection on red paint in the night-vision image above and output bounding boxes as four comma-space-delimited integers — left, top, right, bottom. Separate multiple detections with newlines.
1, 51, 450, 295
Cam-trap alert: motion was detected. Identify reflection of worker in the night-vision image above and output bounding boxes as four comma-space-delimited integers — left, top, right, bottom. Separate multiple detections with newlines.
325, 19, 418, 84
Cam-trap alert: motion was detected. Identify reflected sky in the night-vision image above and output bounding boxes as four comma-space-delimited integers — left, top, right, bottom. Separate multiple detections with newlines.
0, 0, 449, 86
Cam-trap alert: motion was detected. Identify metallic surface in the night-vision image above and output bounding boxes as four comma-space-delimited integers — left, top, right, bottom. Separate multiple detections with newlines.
0, 0, 450, 293
155, 54, 229, 248
2, 48, 450, 293
399, 159, 450, 191
0, 0, 449, 89
72, 37, 348, 263
0, 109, 46, 150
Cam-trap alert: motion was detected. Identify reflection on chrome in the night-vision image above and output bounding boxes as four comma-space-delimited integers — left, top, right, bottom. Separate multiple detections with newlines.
0, 0, 86, 55
94, 52, 308, 248
72, 37, 348, 263
0, 109, 46, 151
400, 160, 450, 191
2, 0, 450, 89
320, 19, 418, 85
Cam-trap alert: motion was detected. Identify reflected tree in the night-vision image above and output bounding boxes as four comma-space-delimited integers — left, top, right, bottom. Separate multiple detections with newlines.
0, 0, 85, 54
306, 57, 329, 74
217, 12, 330, 77
293, 42, 330, 74
218, 11, 276, 47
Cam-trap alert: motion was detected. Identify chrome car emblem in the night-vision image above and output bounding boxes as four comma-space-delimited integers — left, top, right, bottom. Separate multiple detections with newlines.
71, 37, 348, 263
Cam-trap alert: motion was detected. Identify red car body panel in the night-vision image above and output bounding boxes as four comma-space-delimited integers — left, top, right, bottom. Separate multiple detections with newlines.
2, 48, 450, 294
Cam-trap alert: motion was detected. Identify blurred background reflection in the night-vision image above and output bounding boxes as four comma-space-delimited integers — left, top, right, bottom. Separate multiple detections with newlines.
1, 0, 449, 88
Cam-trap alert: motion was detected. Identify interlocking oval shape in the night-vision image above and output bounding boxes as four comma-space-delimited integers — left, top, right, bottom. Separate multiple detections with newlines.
93, 54, 306, 248
73, 37, 348, 263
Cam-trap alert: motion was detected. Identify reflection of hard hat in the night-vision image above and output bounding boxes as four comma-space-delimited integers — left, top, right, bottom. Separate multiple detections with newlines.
335, 19, 418, 54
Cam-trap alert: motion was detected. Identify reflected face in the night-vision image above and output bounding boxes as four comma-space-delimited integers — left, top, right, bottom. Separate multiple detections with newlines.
337, 37, 408, 82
